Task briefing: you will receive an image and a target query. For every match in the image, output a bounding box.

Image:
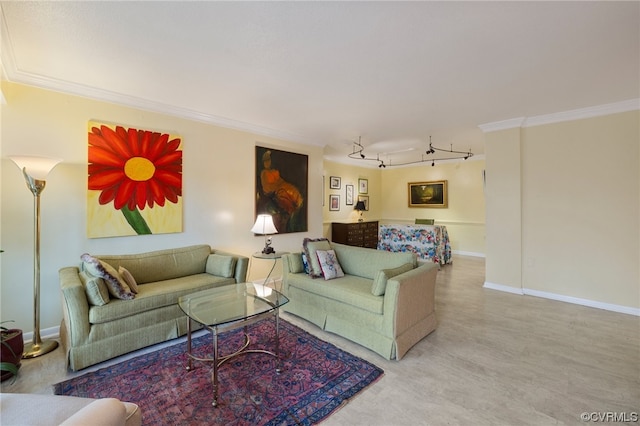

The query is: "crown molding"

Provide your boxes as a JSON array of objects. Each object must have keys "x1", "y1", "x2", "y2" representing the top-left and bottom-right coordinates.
[
  {"x1": 479, "y1": 99, "x2": 640, "y2": 133},
  {"x1": 523, "y1": 98, "x2": 640, "y2": 127},
  {"x1": 1, "y1": 9, "x2": 320, "y2": 148},
  {"x1": 478, "y1": 117, "x2": 526, "y2": 133},
  {"x1": 6, "y1": 69, "x2": 319, "y2": 145}
]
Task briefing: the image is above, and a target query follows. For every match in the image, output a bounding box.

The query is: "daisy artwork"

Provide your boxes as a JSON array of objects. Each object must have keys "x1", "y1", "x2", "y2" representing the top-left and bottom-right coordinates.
[{"x1": 87, "y1": 121, "x2": 183, "y2": 238}]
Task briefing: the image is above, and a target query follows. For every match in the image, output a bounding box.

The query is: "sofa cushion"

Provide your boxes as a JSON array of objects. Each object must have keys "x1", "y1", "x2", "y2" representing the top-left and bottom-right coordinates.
[
  {"x1": 119, "y1": 266, "x2": 139, "y2": 293},
  {"x1": 88, "y1": 273, "x2": 235, "y2": 324},
  {"x1": 78, "y1": 271, "x2": 110, "y2": 306},
  {"x1": 331, "y1": 243, "x2": 417, "y2": 279},
  {"x1": 316, "y1": 249, "x2": 345, "y2": 280},
  {"x1": 303, "y1": 238, "x2": 331, "y2": 278},
  {"x1": 286, "y1": 273, "x2": 383, "y2": 314},
  {"x1": 205, "y1": 254, "x2": 237, "y2": 278},
  {"x1": 371, "y1": 262, "x2": 414, "y2": 296},
  {"x1": 95, "y1": 245, "x2": 211, "y2": 284},
  {"x1": 81, "y1": 253, "x2": 134, "y2": 300}
]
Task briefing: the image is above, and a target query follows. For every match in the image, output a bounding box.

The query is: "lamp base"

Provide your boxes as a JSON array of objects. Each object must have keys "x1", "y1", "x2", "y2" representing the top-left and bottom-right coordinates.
[
  {"x1": 262, "y1": 246, "x2": 275, "y2": 255},
  {"x1": 22, "y1": 339, "x2": 58, "y2": 359}
]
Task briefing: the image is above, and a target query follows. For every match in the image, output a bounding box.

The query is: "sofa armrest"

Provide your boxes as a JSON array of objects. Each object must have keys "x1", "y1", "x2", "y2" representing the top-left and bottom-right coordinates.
[
  {"x1": 59, "y1": 267, "x2": 91, "y2": 348},
  {"x1": 211, "y1": 249, "x2": 249, "y2": 283},
  {"x1": 383, "y1": 263, "x2": 438, "y2": 356}
]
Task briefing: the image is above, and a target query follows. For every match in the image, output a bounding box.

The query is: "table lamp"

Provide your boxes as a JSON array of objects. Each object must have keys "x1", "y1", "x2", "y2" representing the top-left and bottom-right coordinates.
[
  {"x1": 354, "y1": 201, "x2": 366, "y2": 222},
  {"x1": 251, "y1": 214, "x2": 278, "y2": 254}
]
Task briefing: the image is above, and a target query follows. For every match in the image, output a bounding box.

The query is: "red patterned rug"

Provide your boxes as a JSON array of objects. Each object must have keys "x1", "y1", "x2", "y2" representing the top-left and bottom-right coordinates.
[{"x1": 54, "y1": 319, "x2": 383, "y2": 425}]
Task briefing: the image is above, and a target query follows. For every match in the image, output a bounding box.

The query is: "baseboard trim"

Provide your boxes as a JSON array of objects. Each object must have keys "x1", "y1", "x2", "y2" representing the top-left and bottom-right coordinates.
[
  {"x1": 522, "y1": 288, "x2": 640, "y2": 317},
  {"x1": 453, "y1": 250, "x2": 485, "y2": 258},
  {"x1": 483, "y1": 282, "x2": 639, "y2": 316},
  {"x1": 483, "y1": 281, "x2": 524, "y2": 295},
  {"x1": 22, "y1": 325, "x2": 60, "y2": 343}
]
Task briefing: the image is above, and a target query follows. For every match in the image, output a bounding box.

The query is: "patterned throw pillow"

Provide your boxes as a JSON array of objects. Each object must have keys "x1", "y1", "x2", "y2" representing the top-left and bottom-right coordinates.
[
  {"x1": 119, "y1": 266, "x2": 139, "y2": 293},
  {"x1": 316, "y1": 249, "x2": 345, "y2": 281},
  {"x1": 81, "y1": 253, "x2": 134, "y2": 300},
  {"x1": 302, "y1": 238, "x2": 331, "y2": 278},
  {"x1": 301, "y1": 253, "x2": 310, "y2": 274}
]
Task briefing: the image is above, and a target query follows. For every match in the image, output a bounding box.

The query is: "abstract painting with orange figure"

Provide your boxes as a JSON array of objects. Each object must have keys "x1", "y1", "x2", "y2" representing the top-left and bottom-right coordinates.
[
  {"x1": 255, "y1": 146, "x2": 308, "y2": 233},
  {"x1": 87, "y1": 121, "x2": 183, "y2": 238}
]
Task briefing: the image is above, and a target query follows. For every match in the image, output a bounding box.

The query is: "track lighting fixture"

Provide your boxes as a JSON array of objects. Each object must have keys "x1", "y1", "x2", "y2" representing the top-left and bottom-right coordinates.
[{"x1": 348, "y1": 136, "x2": 473, "y2": 167}]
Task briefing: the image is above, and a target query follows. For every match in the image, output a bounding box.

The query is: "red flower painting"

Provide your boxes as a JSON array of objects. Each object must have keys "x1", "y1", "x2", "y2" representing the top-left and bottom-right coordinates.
[{"x1": 88, "y1": 123, "x2": 182, "y2": 235}]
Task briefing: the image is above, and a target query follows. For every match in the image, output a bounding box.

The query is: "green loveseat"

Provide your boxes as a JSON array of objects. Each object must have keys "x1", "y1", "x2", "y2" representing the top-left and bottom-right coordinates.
[
  {"x1": 282, "y1": 242, "x2": 438, "y2": 360},
  {"x1": 59, "y1": 244, "x2": 248, "y2": 371}
]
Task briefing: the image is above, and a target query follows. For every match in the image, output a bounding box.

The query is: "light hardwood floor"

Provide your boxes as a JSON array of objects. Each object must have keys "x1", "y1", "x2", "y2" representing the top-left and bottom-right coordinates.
[{"x1": 2, "y1": 256, "x2": 639, "y2": 425}]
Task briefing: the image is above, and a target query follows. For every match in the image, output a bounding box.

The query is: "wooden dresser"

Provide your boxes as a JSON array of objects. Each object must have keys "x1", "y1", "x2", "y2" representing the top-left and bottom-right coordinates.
[{"x1": 331, "y1": 221, "x2": 379, "y2": 249}]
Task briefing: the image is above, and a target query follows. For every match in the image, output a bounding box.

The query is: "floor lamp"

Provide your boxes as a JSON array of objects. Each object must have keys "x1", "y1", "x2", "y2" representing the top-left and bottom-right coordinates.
[{"x1": 10, "y1": 156, "x2": 62, "y2": 358}]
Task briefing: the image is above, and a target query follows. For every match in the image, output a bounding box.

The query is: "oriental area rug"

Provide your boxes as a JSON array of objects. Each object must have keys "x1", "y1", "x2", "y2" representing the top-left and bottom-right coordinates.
[{"x1": 53, "y1": 319, "x2": 383, "y2": 425}]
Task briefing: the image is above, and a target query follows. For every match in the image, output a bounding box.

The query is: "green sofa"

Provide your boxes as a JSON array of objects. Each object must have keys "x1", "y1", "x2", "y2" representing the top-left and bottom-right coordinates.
[
  {"x1": 59, "y1": 244, "x2": 248, "y2": 371},
  {"x1": 282, "y1": 242, "x2": 438, "y2": 360}
]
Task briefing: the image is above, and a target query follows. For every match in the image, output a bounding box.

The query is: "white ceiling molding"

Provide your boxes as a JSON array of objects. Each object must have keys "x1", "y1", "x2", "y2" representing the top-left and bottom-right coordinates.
[
  {"x1": 479, "y1": 99, "x2": 640, "y2": 133},
  {"x1": 4, "y1": 67, "x2": 319, "y2": 146},
  {"x1": 478, "y1": 117, "x2": 527, "y2": 133},
  {"x1": 523, "y1": 98, "x2": 640, "y2": 128}
]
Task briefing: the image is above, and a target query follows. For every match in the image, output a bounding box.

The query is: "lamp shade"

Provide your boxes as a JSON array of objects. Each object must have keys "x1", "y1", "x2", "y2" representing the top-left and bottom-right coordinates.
[
  {"x1": 251, "y1": 214, "x2": 278, "y2": 235},
  {"x1": 10, "y1": 156, "x2": 62, "y2": 179},
  {"x1": 354, "y1": 201, "x2": 366, "y2": 211}
]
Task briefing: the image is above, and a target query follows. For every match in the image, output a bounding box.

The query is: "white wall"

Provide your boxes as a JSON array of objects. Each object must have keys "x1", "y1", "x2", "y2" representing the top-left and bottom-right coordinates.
[
  {"x1": 0, "y1": 82, "x2": 324, "y2": 333},
  {"x1": 484, "y1": 110, "x2": 639, "y2": 313}
]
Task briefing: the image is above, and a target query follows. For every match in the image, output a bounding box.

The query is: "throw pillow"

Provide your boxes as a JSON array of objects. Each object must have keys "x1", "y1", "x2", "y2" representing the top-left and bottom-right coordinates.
[
  {"x1": 302, "y1": 238, "x2": 331, "y2": 278},
  {"x1": 371, "y1": 262, "x2": 414, "y2": 296},
  {"x1": 301, "y1": 253, "x2": 310, "y2": 274},
  {"x1": 287, "y1": 253, "x2": 304, "y2": 274},
  {"x1": 316, "y1": 249, "x2": 345, "y2": 280},
  {"x1": 81, "y1": 253, "x2": 135, "y2": 300},
  {"x1": 118, "y1": 266, "x2": 139, "y2": 293},
  {"x1": 78, "y1": 270, "x2": 110, "y2": 306},
  {"x1": 205, "y1": 254, "x2": 237, "y2": 278}
]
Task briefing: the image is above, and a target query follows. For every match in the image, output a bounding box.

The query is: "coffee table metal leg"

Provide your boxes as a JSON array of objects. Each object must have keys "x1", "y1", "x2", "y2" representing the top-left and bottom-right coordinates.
[
  {"x1": 275, "y1": 309, "x2": 283, "y2": 374},
  {"x1": 212, "y1": 326, "x2": 219, "y2": 407},
  {"x1": 186, "y1": 317, "x2": 193, "y2": 371}
]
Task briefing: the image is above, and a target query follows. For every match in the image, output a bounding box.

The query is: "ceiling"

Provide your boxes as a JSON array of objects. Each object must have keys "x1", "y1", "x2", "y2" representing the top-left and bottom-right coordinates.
[{"x1": 2, "y1": 1, "x2": 638, "y2": 167}]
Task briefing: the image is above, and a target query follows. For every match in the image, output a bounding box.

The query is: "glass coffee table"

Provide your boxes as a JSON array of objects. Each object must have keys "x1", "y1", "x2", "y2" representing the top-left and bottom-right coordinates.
[{"x1": 178, "y1": 282, "x2": 289, "y2": 407}]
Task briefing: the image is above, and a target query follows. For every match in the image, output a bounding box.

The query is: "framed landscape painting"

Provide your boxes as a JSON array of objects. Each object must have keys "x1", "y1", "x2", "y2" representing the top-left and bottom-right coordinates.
[{"x1": 408, "y1": 180, "x2": 448, "y2": 208}]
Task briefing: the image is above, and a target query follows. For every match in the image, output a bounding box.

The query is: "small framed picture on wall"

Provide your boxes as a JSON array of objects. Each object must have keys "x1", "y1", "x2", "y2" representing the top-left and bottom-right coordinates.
[
  {"x1": 330, "y1": 176, "x2": 341, "y2": 189},
  {"x1": 358, "y1": 195, "x2": 369, "y2": 211},
  {"x1": 345, "y1": 184, "x2": 354, "y2": 205},
  {"x1": 329, "y1": 194, "x2": 340, "y2": 211},
  {"x1": 358, "y1": 178, "x2": 368, "y2": 194}
]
